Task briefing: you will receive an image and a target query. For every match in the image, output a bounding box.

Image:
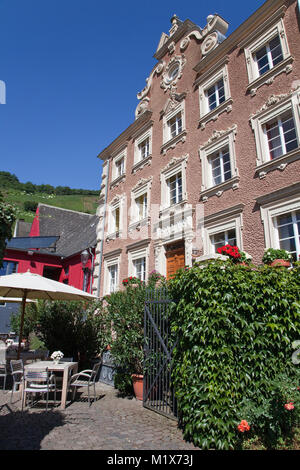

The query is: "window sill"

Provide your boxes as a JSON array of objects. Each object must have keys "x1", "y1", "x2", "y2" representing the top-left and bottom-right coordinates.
[
  {"x1": 106, "y1": 231, "x2": 122, "y2": 242},
  {"x1": 255, "y1": 147, "x2": 300, "y2": 179},
  {"x1": 247, "y1": 56, "x2": 294, "y2": 97},
  {"x1": 201, "y1": 175, "x2": 240, "y2": 202},
  {"x1": 199, "y1": 98, "x2": 233, "y2": 130},
  {"x1": 161, "y1": 130, "x2": 187, "y2": 155},
  {"x1": 128, "y1": 217, "x2": 150, "y2": 233},
  {"x1": 132, "y1": 154, "x2": 152, "y2": 174},
  {"x1": 159, "y1": 199, "x2": 189, "y2": 216},
  {"x1": 110, "y1": 174, "x2": 126, "y2": 189}
]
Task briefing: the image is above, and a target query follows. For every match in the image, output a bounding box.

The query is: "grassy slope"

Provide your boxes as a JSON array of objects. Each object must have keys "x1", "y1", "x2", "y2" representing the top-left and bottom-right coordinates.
[{"x1": 2, "y1": 187, "x2": 99, "y2": 223}]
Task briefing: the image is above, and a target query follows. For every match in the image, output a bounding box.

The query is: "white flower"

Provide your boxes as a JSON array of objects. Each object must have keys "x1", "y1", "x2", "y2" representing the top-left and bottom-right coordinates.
[{"x1": 51, "y1": 350, "x2": 64, "y2": 360}]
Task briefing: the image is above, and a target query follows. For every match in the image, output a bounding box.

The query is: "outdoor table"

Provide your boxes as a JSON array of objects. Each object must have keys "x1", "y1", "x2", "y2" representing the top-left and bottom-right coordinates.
[{"x1": 23, "y1": 360, "x2": 78, "y2": 410}]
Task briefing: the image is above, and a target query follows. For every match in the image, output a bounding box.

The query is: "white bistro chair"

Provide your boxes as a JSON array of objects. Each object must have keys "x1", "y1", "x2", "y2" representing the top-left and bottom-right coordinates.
[
  {"x1": 69, "y1": 362, "x2": 101, "y2": 406},
  {"x1": 22, "y1": 367, "x2": 57, "y2": 411},
  {"x1": 10, "y1": 359, "x2": 24, "y2": 403}
]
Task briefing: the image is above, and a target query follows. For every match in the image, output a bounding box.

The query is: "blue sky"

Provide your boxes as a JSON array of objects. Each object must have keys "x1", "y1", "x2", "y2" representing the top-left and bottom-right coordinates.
[{"x1": 0, "y1": 0, "x2": 266, "y2": 191}]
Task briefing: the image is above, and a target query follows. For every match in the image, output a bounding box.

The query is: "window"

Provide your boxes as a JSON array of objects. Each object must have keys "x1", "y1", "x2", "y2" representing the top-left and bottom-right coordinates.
[
  {"x1": 112, "y1": 206, "x2": 120, "y2": 233},
  {"x1": 133, "y1": 126, "x2": 153, "y2": 171},
  {"x1": 274, "y1": 210, "x2": 300, "y2": 261},
  {"x1": 108, "y1": 264, "x2": 118, "y2": 293},
  {"x1": 167, "y1": 172, "x2": 182, "y2": 206},
  {"x1": 250, "y1": 89, "x2": 300, "y2": 176},
  {"x1": 202, "y1": 204, "x2": 244, "y2": 256},
  {"x1": 254, "y1": 35, "x2": 283, "y2": 77},
  {"x1": 241, "y1": 12, "x2": 293, "y2": 95},
  {"x1": 128, "y1": 244, "x2": 149, "y2": 283},
  {"x1": 210, "y1": 228, "x2": 237, "y2": 253},
  {"x1": 139, "y1": 138, "x2": 150, "y2": 160},
  {"x1": 115, "y1": 157, "x2": 125, "y2": 178},
  {"x1": 209, "y1": 146, "x2": 232, "y2": 186},
  {"x1": 160, "y1": 155, "x2": 188, "y2": 211},
  {"x1": 199, "y1": 125, "x2": 239, "y2": 201},
  {"x1": 197, "y1": 57, "x2": 232, "y2": 128},
  {"x1": 168, "y1": 112, "x2": 182, "y2": 139},
  {"x1": 264, "y1": 111, "x2": 298, "y2": 160},
  {"x1": 104, "y1": 252, "x2": 121, "y2": 295},
  {"x1": 259, "y1": 189, "x2": 300, "y2": 262},
  {"x1": 133, "y1": 257, "x2": 146, "y2": 281},
  {"x1": 135, "y1": 193, "x2": 147, "y2": 221},
  {"x1": 0, "y1": 261, "x2": 18, "y2": 276},
  {"x1": 206, "y1": 79, "x2": 225, "y2": 112},
  {"x1": 162, "y1": 100, "x2": 186, "y2": 152},
  {"x1": 130, "y1": 177, "x2": 152, "y2": 228},
  {"x1": 111, "y1": 149, "x2": 127, "y2": 186}
]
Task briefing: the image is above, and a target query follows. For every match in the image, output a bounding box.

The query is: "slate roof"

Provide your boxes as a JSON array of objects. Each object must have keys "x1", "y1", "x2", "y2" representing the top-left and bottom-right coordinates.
[{"x1": 37, "y1": 204, "x2": 99, "y2": 258}]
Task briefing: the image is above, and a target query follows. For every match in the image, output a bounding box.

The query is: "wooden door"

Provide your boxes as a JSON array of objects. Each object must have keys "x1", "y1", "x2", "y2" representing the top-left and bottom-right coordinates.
[{"x1": 166, "y1": 243, "x2": 185, "y2": 280}]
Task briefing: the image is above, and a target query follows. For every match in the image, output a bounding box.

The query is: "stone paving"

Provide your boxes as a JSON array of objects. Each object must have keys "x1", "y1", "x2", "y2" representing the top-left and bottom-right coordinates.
[{"x1": 0, "y1": 381, "x2": 198, "y2": 451}]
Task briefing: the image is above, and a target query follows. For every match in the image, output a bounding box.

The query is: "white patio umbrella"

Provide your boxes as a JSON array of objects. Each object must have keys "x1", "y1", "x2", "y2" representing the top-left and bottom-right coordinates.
[{"x1": 0, "y1": 271, "x2": 99, "y2": 358}]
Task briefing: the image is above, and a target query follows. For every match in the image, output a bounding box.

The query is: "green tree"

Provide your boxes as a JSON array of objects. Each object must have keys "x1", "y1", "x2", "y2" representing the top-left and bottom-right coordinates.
[{"x1": 0, "y1": 192, "x2": 16, "y2": 266}]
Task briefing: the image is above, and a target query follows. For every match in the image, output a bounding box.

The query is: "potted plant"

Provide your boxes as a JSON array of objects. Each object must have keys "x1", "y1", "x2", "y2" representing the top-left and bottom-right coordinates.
[
  {"x1": 105, "y1": 280, "x2": 145, "y2": 400},
  {"x1": 217, "y1": 245, "x2": 251, "y2": 265},
  {"x1": 262, "y1": 248, "x2": 292, "y2": 267}
]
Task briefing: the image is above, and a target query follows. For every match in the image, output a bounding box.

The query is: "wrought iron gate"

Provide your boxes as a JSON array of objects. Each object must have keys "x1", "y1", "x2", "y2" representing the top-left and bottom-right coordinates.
[{"x1": 143, "y1": 286, "x2": 178, "y2": 420}]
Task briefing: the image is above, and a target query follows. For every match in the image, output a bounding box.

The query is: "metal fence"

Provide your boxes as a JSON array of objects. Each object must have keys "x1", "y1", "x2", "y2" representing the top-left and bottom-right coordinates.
[{"x1": 143, "y1": 286, "x2": 178, "y2": 420}]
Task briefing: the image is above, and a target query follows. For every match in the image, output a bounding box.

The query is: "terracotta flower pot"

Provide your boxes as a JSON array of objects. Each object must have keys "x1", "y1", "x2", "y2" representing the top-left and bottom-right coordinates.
[
  {"x1": 270, "y1": 259, "x2": 290, "y2": 267},
  {"x1": 131, "y1": 374, "x2": 144, "y2": 401}
]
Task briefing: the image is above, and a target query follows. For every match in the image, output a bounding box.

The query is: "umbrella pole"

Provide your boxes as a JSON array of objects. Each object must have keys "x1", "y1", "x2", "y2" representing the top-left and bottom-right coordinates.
[{"x1": 17, "y1": 290, "x2": 28, "y2": 360}]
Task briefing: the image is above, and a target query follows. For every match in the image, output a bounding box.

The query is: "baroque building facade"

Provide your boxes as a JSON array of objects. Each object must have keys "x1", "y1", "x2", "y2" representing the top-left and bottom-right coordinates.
[{"x1": 92, "y1": 0, "x2": 300, "y2": 297}]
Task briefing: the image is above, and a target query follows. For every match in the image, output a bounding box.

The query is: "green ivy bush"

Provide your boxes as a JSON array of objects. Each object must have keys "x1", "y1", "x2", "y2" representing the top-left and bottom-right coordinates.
[{"x1": 168, "y1": 260, "x2": 300, "y2": 450}]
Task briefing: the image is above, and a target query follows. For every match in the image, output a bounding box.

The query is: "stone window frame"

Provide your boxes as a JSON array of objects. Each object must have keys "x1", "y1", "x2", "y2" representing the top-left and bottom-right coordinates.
[
  {"x1": 160, "y1": 155, "x2": 188, "y2": 212},
  {"x1": 129, "y1": 177, "x2": 152, "y2": 230},
  {"x1": 260, "y1": 193, "x2": 300, "y2": 256},
  {"x1": 250, "y1": 89, "x2": 300, "y2": 179},
  {"x1": 202, "y1": 205, "x2": 244, "y2": 256},
  {"x1": 199, "y1": 125, "x2": 239, "y2": 202},
  {"x1": 110, "y1": 148, "x2": 127, "y2": 188},
  {"x1": 197, "y1": 56, "x2": 233, "y2": 129},
  {"x1": 127, "y1": 243, "x2": 150, "y2": 282},
  {"x1": 133, "y1": 126, "x2": 153, "y2": 168},
  {"x1": 103, "y1": 251, "x2": 121, "y2": 295},
  {"x1": 106, "y1": 195, "x2": 125, "y2": 240},
  {"x1": 162, "y1": 100, "x2": 186, "y2": 152},
  {"x1": 240, "y1": 7, "x2": 293, "y2": 96}
]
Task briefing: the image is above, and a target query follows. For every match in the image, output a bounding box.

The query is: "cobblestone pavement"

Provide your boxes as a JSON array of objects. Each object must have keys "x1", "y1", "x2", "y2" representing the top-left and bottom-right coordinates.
[{"x1": 0, "y1": 382, "x2": 198, "y2": 451}]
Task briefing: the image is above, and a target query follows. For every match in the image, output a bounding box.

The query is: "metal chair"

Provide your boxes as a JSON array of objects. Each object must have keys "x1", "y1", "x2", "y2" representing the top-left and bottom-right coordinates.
[
  {"x1": 21, "y1": 368, "x2": 57, "y2": 411},
  {"x1": 0, "y1": 346, "x2": 8, "y2": 391},
  {"x1": 10, "y1": 359, "x2": 24, "y2": 403},
  {"x1": 69, "y1": 362, "x2": 101, "y2": 406}
]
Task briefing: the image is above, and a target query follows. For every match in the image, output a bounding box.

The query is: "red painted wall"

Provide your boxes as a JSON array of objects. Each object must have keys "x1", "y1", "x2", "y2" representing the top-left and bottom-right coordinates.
[{"x1": 4, "y1": 206, "x2": 95, "y2": 293}]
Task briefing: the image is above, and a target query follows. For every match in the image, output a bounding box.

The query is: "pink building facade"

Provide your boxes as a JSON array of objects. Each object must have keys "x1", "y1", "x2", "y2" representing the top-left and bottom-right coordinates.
[{"x1": 92, "y1": 0, "x2": 300, "y2": 298}]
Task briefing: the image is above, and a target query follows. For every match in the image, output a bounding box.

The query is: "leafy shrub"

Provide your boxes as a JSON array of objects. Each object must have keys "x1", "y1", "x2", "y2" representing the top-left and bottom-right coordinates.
[
  {"x1": 238, "y1": 371, "x2": 300, "y2": 448},
  {"x1": 11, "y1": 299, "x2": 110, "y2": 368},
  {"x1": 168, "y1": 260, "x2": 300, "y2": 450},
  {"x1": 262, "y1": 248, "x2": 293, "y2": 264},
  {"x1": 23, "y1": 200, "x2": 38, "y2": 212}
]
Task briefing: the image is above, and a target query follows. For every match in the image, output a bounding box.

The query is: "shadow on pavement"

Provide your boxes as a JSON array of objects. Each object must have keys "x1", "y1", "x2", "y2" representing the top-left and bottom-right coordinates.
[{"x1": 0, "y1": 403, "x2": 65, "y2": 450}]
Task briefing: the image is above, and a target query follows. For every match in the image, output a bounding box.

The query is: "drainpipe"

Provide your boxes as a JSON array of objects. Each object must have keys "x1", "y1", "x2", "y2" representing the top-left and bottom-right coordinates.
[
  {"x1": 96, "y1": 158, "x2": 110, "y2": 297},
  {"x1": 88, "y1": 246, "x2": 95, "y2": 294}
]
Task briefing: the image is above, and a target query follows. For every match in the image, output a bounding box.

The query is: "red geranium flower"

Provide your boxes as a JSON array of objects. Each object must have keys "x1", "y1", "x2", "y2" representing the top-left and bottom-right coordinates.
[
  {"x1": 284, "y1": 402, "x2": 294, "y2": 410},
  {"x1": 237, "y1": 420, "x2": 250, "y2": 432}
]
